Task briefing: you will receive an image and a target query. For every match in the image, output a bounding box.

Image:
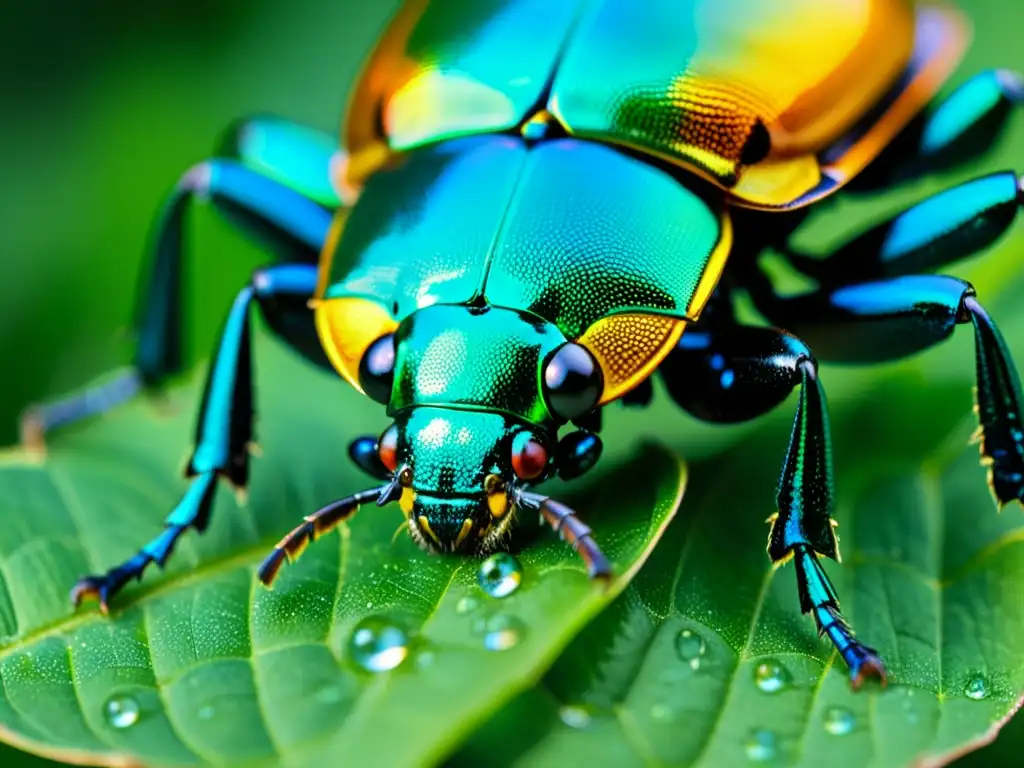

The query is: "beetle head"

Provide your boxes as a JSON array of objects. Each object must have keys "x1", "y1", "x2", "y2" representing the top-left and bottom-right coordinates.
[{"x1": 373, "y1": 407, "x2": 554, "y2": 554}]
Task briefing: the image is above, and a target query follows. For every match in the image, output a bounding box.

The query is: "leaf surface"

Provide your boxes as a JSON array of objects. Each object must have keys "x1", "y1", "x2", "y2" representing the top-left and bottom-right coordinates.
[
  {"x1": 452, "y1": 372, "x2": 1024, "y2": 768},
  {"x1": 0, "y1": 341, "x2": 685, "y2": 767}
]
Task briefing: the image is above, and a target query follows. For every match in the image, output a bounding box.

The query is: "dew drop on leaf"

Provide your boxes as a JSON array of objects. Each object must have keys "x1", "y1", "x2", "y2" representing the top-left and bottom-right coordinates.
[
  {"x1": 348, "y1": 616, "x2": 410, "y2": 672},
  {"x1": 753, "y1": 659, "x2": 791, "y2": 693},
  {"x1": 823, "y1": 706, "x2": 855, "y2": 735},
  {"x1": 744, "y1": 729, "x2": 777, "y2": 762},
  {"x1": 650, "y1": 703, "x2": 677, "y2": 722},
  {"x1": 456, "y1": 596, "x2": 479, "y2": 614},
  {"x1": 103, "y1": 695, "x2": 140, "y2": 729},
  {"x1": 965, "y1": 677, "x2": 988, "y2": 700},
  {"x1": 315, "y1": 684, "x2": 343, "y2": 704},
  {"x1": 198, "y1": 705, "x2": 215, "y2": 720},
  {"x1": 675, "y1": 628, "x2": 706, "y2": 669},
  {"x1": 478, "y1": 553, "x2": 523, "y2": 598},
  {"x1": 415, "y1": 649, "x2": 436, "y2": 669},
  {"x1": 559, "y1": 705, "x2": 591, "y2": 729},
  {"x1": 482, "y1": 615, "x2": 524, "y2": 651}
]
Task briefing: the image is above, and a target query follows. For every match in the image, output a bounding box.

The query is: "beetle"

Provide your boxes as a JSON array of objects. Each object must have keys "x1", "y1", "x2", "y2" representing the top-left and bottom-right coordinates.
[{"x1": 24, "y1": 0, "x2": 1024, "y2": 689}]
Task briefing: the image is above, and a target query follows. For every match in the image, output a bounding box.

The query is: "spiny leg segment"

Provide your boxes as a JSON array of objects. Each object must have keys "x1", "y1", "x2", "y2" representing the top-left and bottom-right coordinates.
[
  {"x1": 660, "y1": 319, "x2": 885, "y2": 685},
  {"x1": 71, "y1": 263, "x2": 320, "y2": 613}
]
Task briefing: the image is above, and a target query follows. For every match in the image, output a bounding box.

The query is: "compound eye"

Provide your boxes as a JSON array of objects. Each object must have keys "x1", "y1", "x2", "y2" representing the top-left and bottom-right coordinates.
[
  {"x1": 359, "y1": 333, "x2": 396, "y2": 404},
  {"x1": 378, "y1": 424, "x2": 399, "y2": 473},
  {"x1": 542, "y1": 343, "x2": 602, "y2": 421},
  {"x1": 511, "y1": 431, "x2": 549, "y2": 481}
]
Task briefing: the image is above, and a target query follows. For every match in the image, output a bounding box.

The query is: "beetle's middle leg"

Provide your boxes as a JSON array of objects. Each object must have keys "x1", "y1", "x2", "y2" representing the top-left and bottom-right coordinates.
[
  {"x1": 71, "y1": 262, "x2": 321, "y2": 613},
  {"x1": 759, "y1": 167, "x2": 1024, "y2": 506},
  {"x1": 21, "y1": 117, "x2": 342, "y2": 451},
  {"x1": 658, "y1": 323, "x2": 886, "y2": 687}
]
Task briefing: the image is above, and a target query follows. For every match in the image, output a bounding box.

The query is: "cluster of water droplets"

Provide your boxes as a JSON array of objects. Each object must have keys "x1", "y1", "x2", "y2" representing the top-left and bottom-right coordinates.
[{"x1": 341, "y1": 552, "x2": 527, "y2": 675}]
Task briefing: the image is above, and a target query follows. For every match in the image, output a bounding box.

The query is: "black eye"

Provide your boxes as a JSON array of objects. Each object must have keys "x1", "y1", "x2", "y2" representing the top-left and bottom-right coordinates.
[
  {"x1": 359, "y1": 333, "x2": 395, "y2": 404},
  {"x1": 542, "y1": 343, "x2": 603, "y2": 421}
]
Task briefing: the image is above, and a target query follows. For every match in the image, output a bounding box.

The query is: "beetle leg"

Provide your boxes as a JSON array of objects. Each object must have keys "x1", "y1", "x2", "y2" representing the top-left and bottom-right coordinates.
[
  {"x1": 782, "y1": 171, "x2": 1023, "y2": 286},
  {"x1": 852, "y1": 69, "x2": 1024, "y2": 191},
  {"x1": 70, "y1": 263, "x2": 319, "y2": 614},
  {"x1": 219, "y1": 115, "x2": 356, "y2": 208},
  {"x1": 22, "y1": 121, "x2": 345, "y2": 451},
  {"x1": 756, "y1": 274, "x2": 1024, "y2": 507},
  {"x1": 659, "y1": 324, "x2": 886, "y2": 686}
]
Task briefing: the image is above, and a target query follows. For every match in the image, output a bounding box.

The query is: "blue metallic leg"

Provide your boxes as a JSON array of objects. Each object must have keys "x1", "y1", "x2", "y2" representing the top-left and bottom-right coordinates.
[
  {"x1": 21, "y1": 121, "x2": 341, "y2": 450},
  {"x1": 853, "y1": 69, "x2": 1024, "y2": 191},
  {"x1": 757, "y1": 275, "x2": 1024, "y2": 506},
  {"x1": 70, "y1": 263, "x2": 320, "y2": 613},
  {"x1": 659, "y1": 324, "x2": 885, "y2": 686},
  {"x1": 786, "y1": 171, "x2": 1023, "y2": 285},
  {"x1": 219, "y1": 114, "x2": 350, "y2": 208}
]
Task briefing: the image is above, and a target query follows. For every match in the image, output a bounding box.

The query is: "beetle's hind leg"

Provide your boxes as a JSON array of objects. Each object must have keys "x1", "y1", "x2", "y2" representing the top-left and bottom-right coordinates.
[
  {"x1": 21, "y1": 117, "x2": 344, "y2": 452},
  {"x1": 851, "y1": 69, "x2": 1024, "y2": 191},
  {"x1": 756, "y1": 164, "x2": 1024, "y2": 505},
  {"x1": 658, "y1": 322, "x2": 886, "y2": 687},
  {"x1": 71, "y1": 263, "x2": 320, "y2": 613}
]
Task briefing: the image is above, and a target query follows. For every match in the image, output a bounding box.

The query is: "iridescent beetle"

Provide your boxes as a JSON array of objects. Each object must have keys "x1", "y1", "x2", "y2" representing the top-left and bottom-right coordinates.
[{"x1": 27, "y1": 0, "x2": 1024, "y2": 688}]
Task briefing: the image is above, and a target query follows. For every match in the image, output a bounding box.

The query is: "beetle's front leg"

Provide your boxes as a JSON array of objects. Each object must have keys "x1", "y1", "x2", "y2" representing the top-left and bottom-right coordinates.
[
  {"x1": 659, "y1": 326, "x2": 885, "y2": 687},
  {"x1": 71, "y1": 263, "x2": 319, "y2": 613},
  {"x1": 757, "y1": 275, "x2": 1024, "y2": 507}
]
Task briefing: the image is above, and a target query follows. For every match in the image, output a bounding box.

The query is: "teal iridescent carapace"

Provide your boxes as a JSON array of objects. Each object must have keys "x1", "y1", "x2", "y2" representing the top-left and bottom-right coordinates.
[
  {"x1": 391, "y1": 304, "x2": 564, "y2": 422},
  {"x1": 324, "y1": 136, "x2": 724, "y2": 339}
]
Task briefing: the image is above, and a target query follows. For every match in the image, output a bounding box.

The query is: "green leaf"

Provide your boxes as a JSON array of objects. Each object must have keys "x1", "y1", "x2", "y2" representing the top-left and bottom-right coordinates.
[
  {"x1": 0, "y1": 339, "x2": 685, "y2": 768},
  {"x1": 452, "y1": 370, "x2": 1024, "y2": 768}
]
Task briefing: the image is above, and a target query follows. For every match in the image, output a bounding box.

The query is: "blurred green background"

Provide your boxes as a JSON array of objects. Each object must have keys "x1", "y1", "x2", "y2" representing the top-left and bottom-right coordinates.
[{"x1": 1, "y1": 0, "x2": 1023, "y2": 765}]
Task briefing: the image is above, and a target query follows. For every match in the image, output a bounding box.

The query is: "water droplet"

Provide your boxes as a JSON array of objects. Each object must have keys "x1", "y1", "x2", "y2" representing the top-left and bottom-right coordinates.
[
  {"x1": 559, "y1": 705, "x2": 591, "y2": 729},
  {"x1": 753, "y1": 659, "x2": 791, "y2": 693},
  {"x1": 348, "y1": 616, "x2": 410, "y2": 672},
  {"x1": 198, "y1": 705, "x2": 215, "y2": 720},
  {"x1": 478, "y1": 553, "x2": 523, "y2": 598},
  {"x1": 675, "y1": 628, "x2": 706, "y2": 670},
  {"x1": 315, "y1": 684, "x2": 343, "y2": 704},
  {"x1": 482, "y1": 615, "x2": 524, "y2": 651},
  {"x1": 415, "y1": 650, "x2": 435, "y2": 669},
  {"x1": 823, "y1": 707, "x2": 855, "y2": 736},
  {"x1": 650, "y1": 703, "x2": 677, "y2": 722},
  {"x1": 456, "y1": 596, "x2": 479, "y2": 614},
  {"x1": 104, "y1": 695, "x2": 140, "y2": 729},
  {"x1": 965, "y1": 677, "x2": 988, "y2": 700},
  {"x1": 744, "y1": 729, "x2": 777, "y2": 762}
]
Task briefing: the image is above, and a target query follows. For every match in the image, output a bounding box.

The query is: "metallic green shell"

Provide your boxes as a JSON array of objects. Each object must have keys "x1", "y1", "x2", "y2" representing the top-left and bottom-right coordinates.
[
  {"x1": 324, "y1": 136, "x2": 724, "y2": 340},
  {"x1": 391, "y1": 304, "x2": 564, "y2": 422}
]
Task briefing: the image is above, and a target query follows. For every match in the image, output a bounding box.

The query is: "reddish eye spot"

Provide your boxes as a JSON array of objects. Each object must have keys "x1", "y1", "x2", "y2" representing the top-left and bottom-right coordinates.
[
  {"x1": 378, "y1": 425, "x2": 399, "y2": 473},
  {"x1": 511, "y1": 432, "x2": 548, "y2": 480}
]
